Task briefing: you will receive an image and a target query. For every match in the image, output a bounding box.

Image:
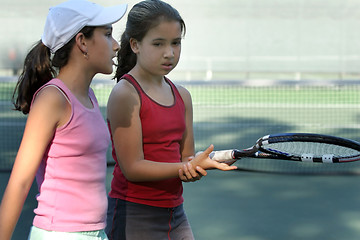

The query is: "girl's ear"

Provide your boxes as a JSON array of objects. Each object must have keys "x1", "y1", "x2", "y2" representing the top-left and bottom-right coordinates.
[
  {"x1": 129, "y1": 38, "x2": 139, "y2": 54},
  {"x1": 75, "y1": 32, "x2": 88, "y2": 55}
]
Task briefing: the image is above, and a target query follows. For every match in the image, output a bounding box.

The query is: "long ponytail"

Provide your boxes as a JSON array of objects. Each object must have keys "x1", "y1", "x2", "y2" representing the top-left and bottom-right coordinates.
[
  {"x1": 12, "y1": 41, "x2": 56, "y2": 114},
  {"x1": 12, "y1": 26, "x2": 96, "y2": 115},
  {"x1": 114, "y1": 33, "x2": 137, "y2": 82}
]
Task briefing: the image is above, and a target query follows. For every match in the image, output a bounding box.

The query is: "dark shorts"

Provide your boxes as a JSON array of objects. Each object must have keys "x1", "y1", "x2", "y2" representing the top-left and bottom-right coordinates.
[{"x1": 105, "y1": 197, "x2": 194, "y2": 240}]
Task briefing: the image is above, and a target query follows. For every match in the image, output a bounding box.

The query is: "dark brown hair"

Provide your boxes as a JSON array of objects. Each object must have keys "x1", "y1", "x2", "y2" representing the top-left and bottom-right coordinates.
[{"x1": 12, "y1": 26, "x2": 96, "y2": 114}]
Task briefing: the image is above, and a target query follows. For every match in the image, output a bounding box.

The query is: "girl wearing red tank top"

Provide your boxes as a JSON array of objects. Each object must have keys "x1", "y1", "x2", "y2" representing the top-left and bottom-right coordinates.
[{"x1": 106, "y1": 1, "x2": 237, "y2": 239}]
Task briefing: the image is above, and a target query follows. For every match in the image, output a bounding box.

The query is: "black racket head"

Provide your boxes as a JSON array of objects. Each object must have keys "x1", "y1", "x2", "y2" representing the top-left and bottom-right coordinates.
[
  {"x1": 255, "y1": 133, "x2": 360, "y2": 162},
  {"x1": 233, "y1": 133, "x2": 360, "y2": 175}
]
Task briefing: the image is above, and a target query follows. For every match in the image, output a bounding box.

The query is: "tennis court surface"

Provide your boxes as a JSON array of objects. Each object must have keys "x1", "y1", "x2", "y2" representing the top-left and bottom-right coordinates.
[{"x1": 1, "y1": 78, "x2": 360, "y2": 239}]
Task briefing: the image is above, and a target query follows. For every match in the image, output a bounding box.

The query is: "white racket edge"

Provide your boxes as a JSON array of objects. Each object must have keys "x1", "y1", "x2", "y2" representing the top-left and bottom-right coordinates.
[{"x1": 209, "y1": 150, "x2": 234, "y2": 162}]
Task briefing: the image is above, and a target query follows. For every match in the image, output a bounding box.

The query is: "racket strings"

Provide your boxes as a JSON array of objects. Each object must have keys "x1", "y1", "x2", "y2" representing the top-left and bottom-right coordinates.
[{"x1": 264, "y1": 142, "x2": 360, "y2": 158}]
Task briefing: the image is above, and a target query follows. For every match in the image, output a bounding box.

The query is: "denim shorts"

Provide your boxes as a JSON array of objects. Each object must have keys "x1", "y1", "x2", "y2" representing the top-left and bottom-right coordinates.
[
  {"x1": 28, "y1": 226, "x2": 108, "y2": 240},
  {"x1": 106, "y1": 197, "x2": 194, "y2": 240}
]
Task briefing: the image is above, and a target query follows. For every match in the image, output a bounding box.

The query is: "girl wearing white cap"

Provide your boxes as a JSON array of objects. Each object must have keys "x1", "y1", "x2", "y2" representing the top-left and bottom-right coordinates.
[
  {"x1": 106, "y1": 0, "x2": 236, "y2": 239},
  {"x1": 0, "y1": 0, "x2": 127, "y2": 239}
]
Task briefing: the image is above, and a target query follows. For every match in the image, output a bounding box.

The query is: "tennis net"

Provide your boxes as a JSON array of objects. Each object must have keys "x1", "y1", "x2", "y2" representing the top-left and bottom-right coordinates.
[{"x1": 1, "y1": 77, "x2": 360, "y2": 174}]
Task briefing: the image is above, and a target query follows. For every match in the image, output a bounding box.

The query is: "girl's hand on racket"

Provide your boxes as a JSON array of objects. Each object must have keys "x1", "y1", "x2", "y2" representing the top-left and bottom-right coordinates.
[
  {"x1": 179, "y1": 156, "x2": 207, "y2": 182},
  {"x1": 191, "y1": 145, "x2": 237, "y2": 171}
]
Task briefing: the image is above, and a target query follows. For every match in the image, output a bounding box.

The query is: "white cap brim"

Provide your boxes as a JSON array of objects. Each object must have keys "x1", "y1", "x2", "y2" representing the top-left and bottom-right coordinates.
[{"x1": 87, "y1": 4, "x2": 128, "y2": 26}]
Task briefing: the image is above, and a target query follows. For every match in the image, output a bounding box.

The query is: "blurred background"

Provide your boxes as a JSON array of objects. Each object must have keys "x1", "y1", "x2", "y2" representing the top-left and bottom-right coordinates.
[
  {"x1": 1, "y1": 0, "x2": 360, "y2": 239},
  {"x1": 1, "y1": 0, "x2": 359, "y2": 81}
]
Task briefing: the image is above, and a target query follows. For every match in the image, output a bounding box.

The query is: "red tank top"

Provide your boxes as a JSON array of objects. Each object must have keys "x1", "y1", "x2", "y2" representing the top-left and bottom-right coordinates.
[{"x1": 108, "y1": 74, "x2": 186, "y2": 208}]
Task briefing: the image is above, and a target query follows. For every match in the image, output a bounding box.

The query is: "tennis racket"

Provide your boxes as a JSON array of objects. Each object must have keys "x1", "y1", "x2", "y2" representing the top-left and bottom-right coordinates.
[{"x1": 210, "y1": 133, "x2": 360, "y2": 163}]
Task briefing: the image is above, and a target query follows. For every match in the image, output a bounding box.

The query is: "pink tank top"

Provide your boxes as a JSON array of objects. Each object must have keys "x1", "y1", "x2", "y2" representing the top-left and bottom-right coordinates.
[
  {"x1": 108, "y1": 74, "x2": 186, "y2": 208},
  {"x1": 32, "y1": 79, "x2": 110, "y2": 232}
]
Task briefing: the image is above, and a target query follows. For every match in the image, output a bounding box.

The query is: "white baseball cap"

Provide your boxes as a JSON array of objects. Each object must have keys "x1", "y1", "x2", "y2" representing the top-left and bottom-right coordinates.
[{"x1": 42, "y1": 0, "x2": 128, "y2": 53}]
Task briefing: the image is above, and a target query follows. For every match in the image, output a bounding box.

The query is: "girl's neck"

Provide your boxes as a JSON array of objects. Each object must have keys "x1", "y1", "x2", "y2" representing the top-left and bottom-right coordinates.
[
  {"x1": 129, "y1": 67, "x2": 164, "y2": 87},
  {"x1": 56, "y1": 67, "x2": 94, "y2": 108},
  {"x1": 57, "y1": 66, "x2": 93, "y2": 97}
]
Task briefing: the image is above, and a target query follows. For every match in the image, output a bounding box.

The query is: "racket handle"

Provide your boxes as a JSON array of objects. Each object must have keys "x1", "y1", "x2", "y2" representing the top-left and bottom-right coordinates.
[{"x1": 209, "y1": 150, "x2": 234, "y2": 162}]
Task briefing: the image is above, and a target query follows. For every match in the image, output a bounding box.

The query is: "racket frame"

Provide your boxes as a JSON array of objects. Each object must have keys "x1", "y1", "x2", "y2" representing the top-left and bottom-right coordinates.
[{"x1": 216, "y1": 133, "x2": 360, "y2": 163}]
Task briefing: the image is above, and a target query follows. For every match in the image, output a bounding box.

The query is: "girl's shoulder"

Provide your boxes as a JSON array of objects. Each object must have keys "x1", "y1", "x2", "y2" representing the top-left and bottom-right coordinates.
[
  {"x1": 112, "y1": 78, "x2": 138, "y2": 96},
  {"x1": 32, "y1": 79, "x2": 70, "y2": 107},
  {"x1": 30, "y1": 82, "x2": 71, "y2": 127},
  {"x1": 163, "y1": 77, "x2": 190, "y2": 98},
  {"x1": 172, "y1": 83, "x2": 191, "y2": 101},
  {"x1": 108, "y1": 78, "x2": 140, "y2": 111}
]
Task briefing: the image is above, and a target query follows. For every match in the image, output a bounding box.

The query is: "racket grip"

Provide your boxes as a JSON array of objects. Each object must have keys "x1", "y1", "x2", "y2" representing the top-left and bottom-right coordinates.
[{"x1": 209, "y1": 150, "x2": 234, "y2": 162}]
